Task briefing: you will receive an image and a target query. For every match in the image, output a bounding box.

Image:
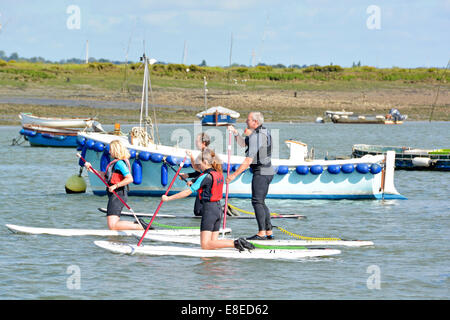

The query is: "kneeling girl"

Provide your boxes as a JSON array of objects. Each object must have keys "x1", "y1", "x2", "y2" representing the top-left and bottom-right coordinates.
[{"x1": 162, "y1": 149, "x2": 253, "y2": 251}]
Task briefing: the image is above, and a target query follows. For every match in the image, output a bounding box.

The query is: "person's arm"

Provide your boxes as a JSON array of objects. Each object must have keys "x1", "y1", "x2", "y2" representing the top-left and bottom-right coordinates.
[
  {"x1": 227, "y1": 126, "x2": 246, "y2": 147},
  {"x1": 162, "y1": 188, "x2": 192, "y2": 202},
  {"x1": 109, "y1": 174, "x2": 133, "y2": 192},
  {"x1": 83, "y1": 161, "x2": 106, "y2": 179},
  {"x1": 163, "y1": 173, "x2": 207, "y2": 202},
  {"x1": 226, "y1": 157, "x2": 253, "y2": 183}
]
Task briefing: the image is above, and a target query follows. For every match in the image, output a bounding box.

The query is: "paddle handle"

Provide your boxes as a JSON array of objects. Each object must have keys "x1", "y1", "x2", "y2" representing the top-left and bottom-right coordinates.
[
  {"x1": 137, "y1": 156, "x2": 186, "y2": 246},
  {"x1": 223, "y1": 130, "x2": 232, "y2": 229}
]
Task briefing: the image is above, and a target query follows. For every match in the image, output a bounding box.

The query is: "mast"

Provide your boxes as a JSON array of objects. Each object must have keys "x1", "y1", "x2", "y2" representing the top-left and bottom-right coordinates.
[
  {"x1": 85, "y1": 40, "x2": 89, "y2": 64},
  {"x1": 203, "y1": 76, "x2": 208, "y2": 110}
]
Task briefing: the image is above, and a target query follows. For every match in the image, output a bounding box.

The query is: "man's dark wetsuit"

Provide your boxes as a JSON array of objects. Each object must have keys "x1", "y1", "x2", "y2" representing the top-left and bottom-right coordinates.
[{"x1": 245, "y1": 125, "x2": 274, "y2": 232}]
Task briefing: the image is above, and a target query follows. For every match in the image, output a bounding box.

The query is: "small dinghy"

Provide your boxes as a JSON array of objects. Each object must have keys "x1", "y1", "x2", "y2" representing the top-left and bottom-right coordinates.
[{"x1": 196, "y1": 106, "x2": 240, "y2": 126}]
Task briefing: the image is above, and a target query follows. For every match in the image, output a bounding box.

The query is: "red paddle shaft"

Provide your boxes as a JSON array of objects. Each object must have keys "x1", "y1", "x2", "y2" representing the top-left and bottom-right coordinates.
[
  {"x1": 223, "y1": 130, "x2": 232, "y2": 229},
  {"x1": 137, "y1": 156, "x2": 186, "y2": 246}
]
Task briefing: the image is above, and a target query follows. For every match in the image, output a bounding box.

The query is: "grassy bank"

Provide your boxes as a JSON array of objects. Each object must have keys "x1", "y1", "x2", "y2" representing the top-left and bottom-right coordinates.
[{"x1": 0, "y1": 60, "x2": 448, "y2": 123}]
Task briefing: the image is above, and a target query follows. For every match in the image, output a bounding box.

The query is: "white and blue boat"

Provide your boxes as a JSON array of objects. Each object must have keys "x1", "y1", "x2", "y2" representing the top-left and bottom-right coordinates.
[
  {"x1": 77, "y1": 133, "x2": 405, "y2": 200},
  {"x1": 19, "y1": 113, "x2": 104, "y2": 148},
  {"x1": 196, "y1": 106, "x2": 240, "y2": 126},
  {"x1": 76, "y1": 54, "x2": 405, "y2": 200}
]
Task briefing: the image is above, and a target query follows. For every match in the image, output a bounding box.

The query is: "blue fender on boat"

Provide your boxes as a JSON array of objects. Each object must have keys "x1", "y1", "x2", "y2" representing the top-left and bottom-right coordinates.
[
  {"x1": 161, "y1": 163, "x2": 168, "y2": 186},
  {"x1": 128, "y1": 149, "x2": 136, "y2": 159},
  {"x1": 76, "y1": 136, "x2": 86, "y2": 146},
  {"x1": 310, "y1": 165, "x2": 323, "y2": 175},
  {"x1": 341, "y1": 164, "x2": 354, "y2": 174},
  {"x1": 166, "y1": 155, "x2": 182, "y2": 166},
  {"x1": 296, "y1": 165, "x2": 309, "y2": 175},
  {"x1": 23, "y1": 129, "x2": 37, "y2": 137},
  {"x1": 150, "y1": 153, "x2": 164, "y2": 163},
  {"x1": 93, "y1": 142, "x2": 105, "y2": 152},
  {"x1": 327, "y1": 164, "x2": 341, "y2": 174},
  {"x1": 370, "y1": 163, "x2": 382, "y2": 174},
  {"x1": 79, "y1": 146, "x2": 87, "y2": 167},
  {"x1": 41, "y1": 133, "x2": 53, "y2": 139},
  {"x1": 19, "y1": 129, "x2": 25, "y2": 135},
  {"x1": 277, "y1": 165, "x2": 289, "y2": 175},
  {"x1": 85, "y1": 139, "x2": 95, "y2": 150},
  {"x1": 100, "y1": 152, "x2": 110, "y2": 172},
  {"x1": 132, "y1": 159, "x2": 143, "y2": 185},
  {"x1": 223, "y1": 163, "x2": 231, "y2": 173},
  {"x1": 53, "y1": 135, "x2": 66, "y2": 141},
  {"x1": 105, "y1": 144, "x2": 110, "y2": 154},
  {"x1": 356, "y1": 163, "x2": 370, "y2": 174},
  {"x1": 183, "y1": 157, "x2": 191, "y2": 168},
  {"x1": 138, "y1": 151, "x2": 151, "y2": 161},
  {"x1": 232, "y1": 164, "x2": 240, "y2": 172}
]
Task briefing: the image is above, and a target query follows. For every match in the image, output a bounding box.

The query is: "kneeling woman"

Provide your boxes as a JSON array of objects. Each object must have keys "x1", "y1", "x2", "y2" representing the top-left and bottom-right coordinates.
[{"x1": 162, "y1": 149, "x2": 254, "y2": 251}]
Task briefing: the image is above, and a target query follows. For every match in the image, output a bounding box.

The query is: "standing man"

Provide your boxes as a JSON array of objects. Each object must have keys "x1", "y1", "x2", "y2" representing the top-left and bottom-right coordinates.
[{"x1": 227, "y1": 112, "x2": 274, "y2": 240}]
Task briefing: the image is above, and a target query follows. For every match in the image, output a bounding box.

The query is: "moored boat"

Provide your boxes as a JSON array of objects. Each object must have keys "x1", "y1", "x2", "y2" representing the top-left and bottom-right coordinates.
[
  {"x1": 18, "y1": 113, "x2": 105, "y2": 147},
  {"x1": 352, "y1": 144, "x2": 450, "y2": 171},
  {"x1": 196, "y1": 106, "x2": 240, "y2": 126},
  {"x1": 328, "y1": 108, "x2": 407, "y2": 124},
  {"x1": 20, "y1": 112, "x2": 100, "y2": 128}
]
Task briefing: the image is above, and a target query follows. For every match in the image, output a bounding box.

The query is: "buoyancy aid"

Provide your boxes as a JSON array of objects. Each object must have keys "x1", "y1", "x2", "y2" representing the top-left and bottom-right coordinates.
[
  {"x1": 198, "y1": 168, "x2": 224, "y2": 202},
  {"x1": 245, "y1": 125, "x2": 272, "y2": 169},
  {"x1": 105, "y1": 159, "x2": 131, "y2": 186}
]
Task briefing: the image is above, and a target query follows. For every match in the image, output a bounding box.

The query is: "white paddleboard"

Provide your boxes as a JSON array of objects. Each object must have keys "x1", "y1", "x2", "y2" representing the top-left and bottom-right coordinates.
[
  {"x1": 140, "y1": 234, "x2": 374, "y2": 247},
  {"x1": 5, "y1": 224, "x2": 231, "y2": 237},
  {"x1": 94, "y1": 241, "x2": 341, "y2": 260},
  {"x1": 97, "y1": 208, "x2": 306, "y2": 220}
]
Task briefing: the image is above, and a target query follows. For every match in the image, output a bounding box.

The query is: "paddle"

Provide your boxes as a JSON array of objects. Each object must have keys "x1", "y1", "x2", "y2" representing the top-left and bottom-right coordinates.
[
  {"x1": 137, "y1": 155, "x2": 187, "y2": 246},
  {"x1": 76, "y1": 153, "x2": 143, "y2": 229},
  {"x1": 223, "y1": 129, "x2": 232, "y2": 231}
]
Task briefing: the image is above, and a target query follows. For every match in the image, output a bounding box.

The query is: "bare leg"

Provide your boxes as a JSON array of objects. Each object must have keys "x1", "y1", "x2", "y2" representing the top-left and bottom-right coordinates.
[{"x1": 107, "y1": 215, "x2": 143, "y2": 230}]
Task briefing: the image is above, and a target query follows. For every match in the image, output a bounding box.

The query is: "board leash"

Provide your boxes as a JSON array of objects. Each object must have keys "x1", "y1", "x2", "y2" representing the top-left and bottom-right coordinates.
[
  {"x1": 227, "y1": 203, "x2": 281, "y2": 217},
  {"x1": 273, "y1": 225, "x2": 341, "y2": 241}
]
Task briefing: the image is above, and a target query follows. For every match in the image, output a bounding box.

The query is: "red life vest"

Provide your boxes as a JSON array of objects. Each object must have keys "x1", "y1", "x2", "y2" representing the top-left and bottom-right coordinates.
[
  {"x1": 105, "y1": 159, "x2": 131, "y2": 186},
  {"x1": 198, "y1": 170, "x2": 224, "y2": 202}
]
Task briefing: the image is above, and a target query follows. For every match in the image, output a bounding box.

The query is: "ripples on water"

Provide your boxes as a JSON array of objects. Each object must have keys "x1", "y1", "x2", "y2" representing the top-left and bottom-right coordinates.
[{"x1": 0, "y1": 122, "x2": 449, "y2": 300}]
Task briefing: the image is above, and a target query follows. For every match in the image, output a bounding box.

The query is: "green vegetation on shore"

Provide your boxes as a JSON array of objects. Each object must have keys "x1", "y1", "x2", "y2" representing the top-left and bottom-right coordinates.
[
  {"x1": 1, "y1": 60, "x2": 448, "y2": 89},
  {"x1": 0, "y1": 60, "x2": 448, "y2": 124}
]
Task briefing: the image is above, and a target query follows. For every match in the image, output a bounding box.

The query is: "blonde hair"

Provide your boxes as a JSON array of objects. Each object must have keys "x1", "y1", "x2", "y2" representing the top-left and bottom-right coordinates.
[
  {"x1": 201, "y1": 148, "x2": 222, "y2": 173},
  {"x1": 109, "y1": 140, "x2": 130, "y2": 160}
]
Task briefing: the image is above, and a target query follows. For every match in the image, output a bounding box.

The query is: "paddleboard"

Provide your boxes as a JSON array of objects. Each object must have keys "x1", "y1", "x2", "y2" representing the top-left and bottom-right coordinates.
[
  {"x1": 5, "y1": 224, "x2": 231, "y2": 237},
  {"x1": 97, "y1": 208, "x2": 306, "y2": 219},
  {"x1": 140, "y1": 234, "x2": 374, "y2": 247},
  {"x1": 94, "y1": 241, "x2": 341, "y2": 260}
]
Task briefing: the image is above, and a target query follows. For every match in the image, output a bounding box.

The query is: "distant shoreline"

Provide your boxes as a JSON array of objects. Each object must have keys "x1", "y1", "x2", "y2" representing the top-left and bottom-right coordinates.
[{"x1": 0, "y1": 61, "x2": 448, "y2": 124}]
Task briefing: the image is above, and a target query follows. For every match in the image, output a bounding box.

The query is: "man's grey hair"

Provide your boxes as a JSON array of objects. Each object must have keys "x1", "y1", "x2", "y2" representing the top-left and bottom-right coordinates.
[{"x1": 250, "y1": 112, "x2": 264, "y2": 125}]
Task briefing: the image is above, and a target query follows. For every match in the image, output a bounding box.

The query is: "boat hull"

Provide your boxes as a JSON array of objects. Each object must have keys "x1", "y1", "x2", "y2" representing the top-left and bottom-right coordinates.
[
  {"x1": 352, "y1": 144, "x2": 450, "y2": 171},
  {"x1": 20, "y1": 113, "x2": 94, "y2": 128},
  {"x1": 20, "y1": 127, "x2": 78, "y2": 147},
  {"x1": 79, "y1": 133, "x2": 406, "y2": 200}
]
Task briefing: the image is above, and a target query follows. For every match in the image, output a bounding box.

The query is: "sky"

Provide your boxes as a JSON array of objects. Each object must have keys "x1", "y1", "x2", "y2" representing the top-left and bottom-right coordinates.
[{"x1": 0, "y1": 0, "x2": 449, "y2": 68}]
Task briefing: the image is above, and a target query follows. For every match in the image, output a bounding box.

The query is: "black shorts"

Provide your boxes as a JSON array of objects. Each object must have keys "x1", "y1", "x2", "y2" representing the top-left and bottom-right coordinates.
[
  {"x1": 200, "y1": 201, "x2": 222, "y2": 232},
  {"x1": 106, "y1": 188, "x2": 127, "y2": 216}
]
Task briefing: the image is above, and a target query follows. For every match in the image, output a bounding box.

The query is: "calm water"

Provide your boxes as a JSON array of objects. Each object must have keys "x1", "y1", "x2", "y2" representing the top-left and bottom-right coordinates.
[{"x1": 0, "y1": 121, "x2": 449, "y2": 300}]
